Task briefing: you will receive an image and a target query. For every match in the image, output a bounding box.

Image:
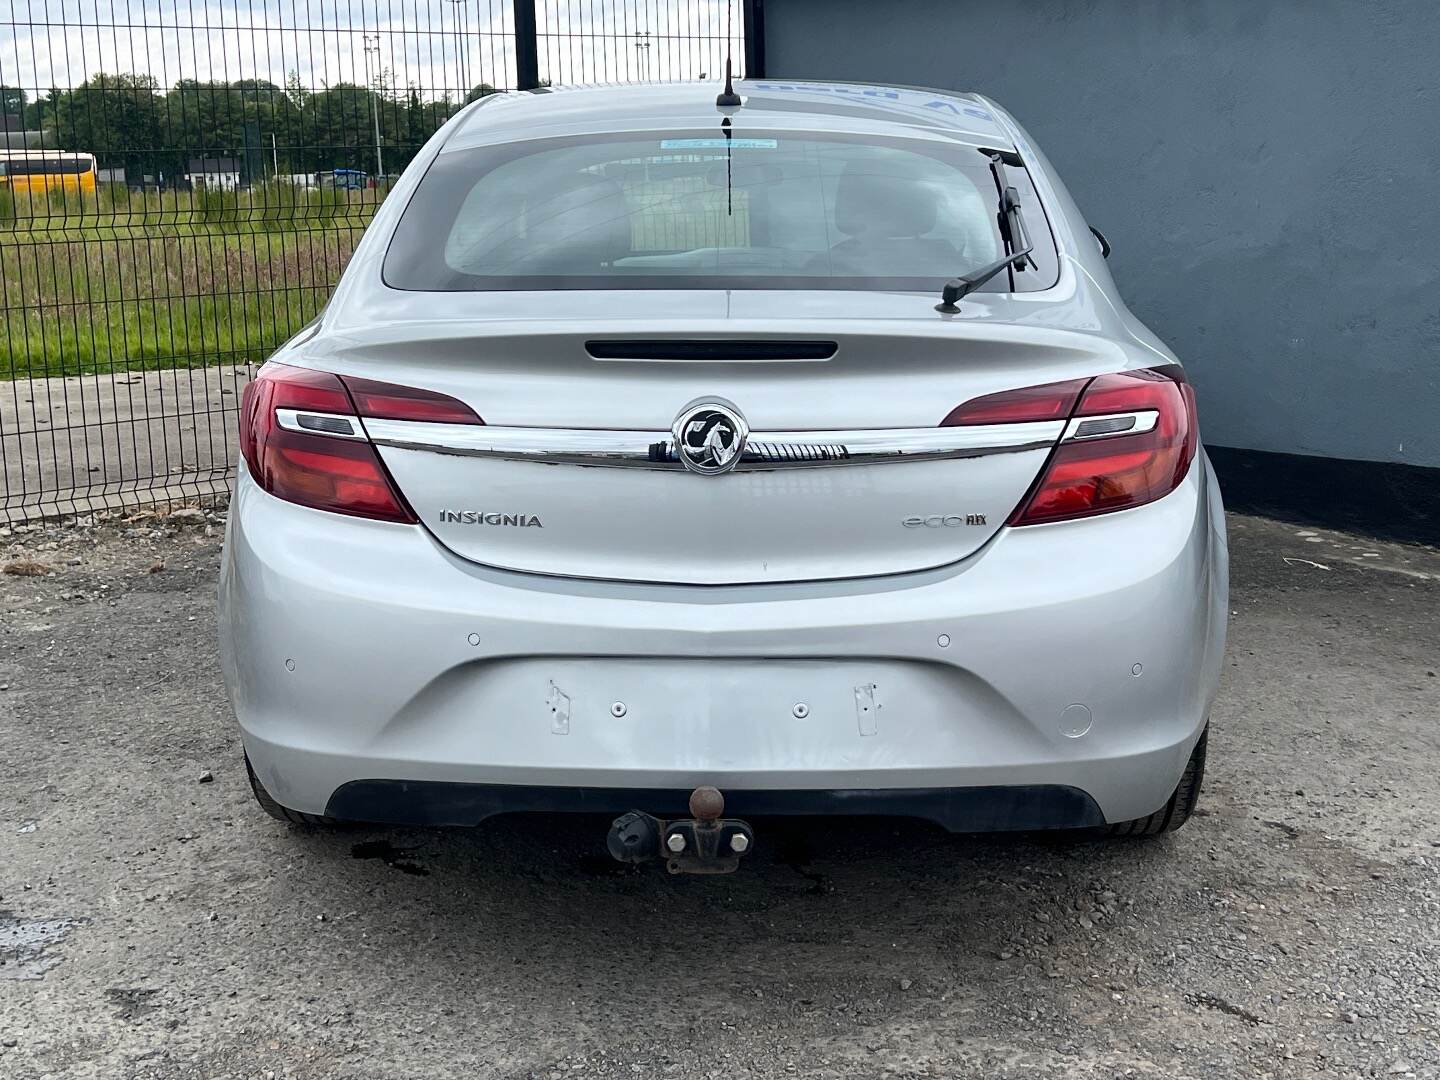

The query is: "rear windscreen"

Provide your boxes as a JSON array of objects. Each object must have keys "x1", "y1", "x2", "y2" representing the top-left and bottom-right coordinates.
[{"x1": 383, "y1": 130, "x2": 1059, "y2": 293}]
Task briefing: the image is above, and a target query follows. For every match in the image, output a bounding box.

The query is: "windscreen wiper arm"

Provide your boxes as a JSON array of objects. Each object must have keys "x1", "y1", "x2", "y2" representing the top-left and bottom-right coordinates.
[
  {"x1": 989, "y1": 153, "x2": 1033, "y2": 272},
  {"x1": 934, "y1": 248, "x2": 1033, "y2": 313}
]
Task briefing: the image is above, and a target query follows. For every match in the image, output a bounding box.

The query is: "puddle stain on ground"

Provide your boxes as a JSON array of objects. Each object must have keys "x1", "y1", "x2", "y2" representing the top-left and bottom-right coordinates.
[
  {"x1": 350, "y1": 839, "x2": 429, "y2": 876},
  {"x1": 577, "y1": 852, "x2": 637, "y2": 877},
  {"x1": 0, "y1": 910, "x2": 79, "y2": 980},
  {"x1": 105, "y1": 986, "x2": 161, "y2": 1019}
]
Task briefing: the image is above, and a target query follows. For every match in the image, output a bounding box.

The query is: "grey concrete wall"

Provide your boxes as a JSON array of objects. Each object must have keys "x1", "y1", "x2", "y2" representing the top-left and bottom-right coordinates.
[{"x1": 762, "y1": 0, "x2": 1440, "y2": 467}]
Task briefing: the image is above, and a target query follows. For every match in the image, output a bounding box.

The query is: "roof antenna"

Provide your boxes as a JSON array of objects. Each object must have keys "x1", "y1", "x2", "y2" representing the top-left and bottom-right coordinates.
[
  {"x1": 716, "y1": 58, "x2": 741, "y2": 109},
  {"x1": 715, "y1": 0, "x2": 742, "y2": 109}
]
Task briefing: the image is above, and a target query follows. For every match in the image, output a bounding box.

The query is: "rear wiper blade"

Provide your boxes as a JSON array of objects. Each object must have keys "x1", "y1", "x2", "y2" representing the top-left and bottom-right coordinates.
[
  {"x1": 934, "y1": 248, "x2": 1033, "y2": 313},
  {"x1": 989, "y1": 152, "x2": 1033, "y2": 272}
]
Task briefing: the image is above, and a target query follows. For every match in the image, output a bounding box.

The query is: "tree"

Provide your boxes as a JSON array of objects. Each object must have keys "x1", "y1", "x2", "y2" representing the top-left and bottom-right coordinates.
[
  {"x1": 0, "y1": 85, "x2": 25, "y2": 118},
  {"x1": 167, "y1": 80, "x2": 245, "y2": 159},
  {"x1": 305, "y1": 82, "x2": 377, "y2": 173},
  {"x1": 26, "y1": 68, "x2": 492, "y2": 184},
  {"x1": 22, "y1": 88, "x2": 60, "y2": 131},
  {"x1": 50, "y1": 73, "x2": 165, "y2": 178}
]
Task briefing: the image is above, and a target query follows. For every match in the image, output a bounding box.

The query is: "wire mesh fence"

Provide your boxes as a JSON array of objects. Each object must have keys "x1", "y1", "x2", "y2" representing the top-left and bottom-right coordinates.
[{"x1": 0, "y1": 0, "x2": 749, "y2": 522}]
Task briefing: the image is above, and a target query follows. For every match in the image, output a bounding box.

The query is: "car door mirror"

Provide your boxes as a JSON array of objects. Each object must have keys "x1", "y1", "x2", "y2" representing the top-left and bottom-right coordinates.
[{"x1": 1089, "y1": 225, "x2": 1111, "y2": 259}]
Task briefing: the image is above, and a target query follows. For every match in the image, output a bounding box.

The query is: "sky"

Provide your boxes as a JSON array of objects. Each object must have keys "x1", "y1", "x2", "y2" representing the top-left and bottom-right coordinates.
[{"x1": 1, "y1": 0, "x2": 746, "y2": 101}]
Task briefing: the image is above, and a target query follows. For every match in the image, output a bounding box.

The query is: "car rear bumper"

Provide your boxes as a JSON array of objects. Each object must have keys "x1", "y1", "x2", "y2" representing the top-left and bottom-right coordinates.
[
  {"x1": 219, "y1": 455, "x2": 1228, "y2": 828},
  {"x1": 323, "y1": 780, "x2": 1106, "y2": 832}
]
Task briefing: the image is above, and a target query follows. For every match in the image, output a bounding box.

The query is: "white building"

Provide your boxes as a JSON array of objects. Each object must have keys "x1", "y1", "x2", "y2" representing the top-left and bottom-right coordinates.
[{"x1": 185, "y1": 156, "x2": 242, "y2": 191}]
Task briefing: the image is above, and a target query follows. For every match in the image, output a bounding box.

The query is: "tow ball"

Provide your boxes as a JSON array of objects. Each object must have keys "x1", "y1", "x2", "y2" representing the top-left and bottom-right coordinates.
[{"x1": 606, "y1": 786, "x2": 754, "y2": 875}]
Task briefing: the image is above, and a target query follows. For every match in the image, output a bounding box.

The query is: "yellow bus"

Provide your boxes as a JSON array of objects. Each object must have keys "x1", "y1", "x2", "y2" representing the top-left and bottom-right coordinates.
[{"x1": 0, "y1": 150, "x2": 98, "y2": 194}]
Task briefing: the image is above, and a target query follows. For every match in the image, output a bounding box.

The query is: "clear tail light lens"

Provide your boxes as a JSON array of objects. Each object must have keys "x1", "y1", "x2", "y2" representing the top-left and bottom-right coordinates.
[
  {"x1": 1008, "y1": 365, "x2": 1197, "y2": 526},
  {"x1": 239, "y1": 362, "x2": 481, "y2": 522}
]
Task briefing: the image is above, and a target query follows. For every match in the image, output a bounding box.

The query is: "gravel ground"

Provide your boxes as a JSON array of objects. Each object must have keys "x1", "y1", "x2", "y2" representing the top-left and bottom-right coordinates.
[{"x1": 1, "y1": 508, "x2": 1438, "y2": 1080}]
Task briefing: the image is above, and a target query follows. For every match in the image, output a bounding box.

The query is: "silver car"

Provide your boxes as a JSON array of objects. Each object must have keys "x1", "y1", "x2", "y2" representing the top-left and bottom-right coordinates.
[{"x1": 219, "y1": 80, "x2": 1227, "y2": 867}]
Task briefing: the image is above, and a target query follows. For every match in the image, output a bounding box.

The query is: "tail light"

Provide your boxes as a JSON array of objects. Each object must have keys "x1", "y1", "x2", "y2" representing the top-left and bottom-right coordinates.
[
  {"x1": 945, "y1": 365, "x2": 1197, "y2": 526},
  {"x1": 343, "y1": 376, "x2": 482, "y2": 424},
  {"x1": 941, "y1": 377, "x2": 1089, "y2": 426},
  {"x1": 238, "y1": 362, "x2": 482, "y2": 523}
]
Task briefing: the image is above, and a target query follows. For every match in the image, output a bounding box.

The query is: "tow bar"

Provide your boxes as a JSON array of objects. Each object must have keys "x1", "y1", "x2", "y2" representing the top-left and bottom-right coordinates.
[{"x1": 606, "y1": 787, "x2": 755, "y2": 874}]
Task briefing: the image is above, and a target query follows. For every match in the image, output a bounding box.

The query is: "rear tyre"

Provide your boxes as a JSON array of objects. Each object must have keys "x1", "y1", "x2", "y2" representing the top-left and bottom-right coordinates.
[
  {"x1": 245, "y1": 754, "x2": 341, "y2": 827},
  {"x1": 1104, "y1": 727, "x2": 1207, "y2": 837}
]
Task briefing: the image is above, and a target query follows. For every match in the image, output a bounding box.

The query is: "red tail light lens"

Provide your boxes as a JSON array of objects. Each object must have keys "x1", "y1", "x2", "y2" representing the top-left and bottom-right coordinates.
[
  {"x1": 1008, "y1": 365, "x2": 1197, "y2": 526},
  {"x1": 941, "y1": 378, "x2": 1088, "y2": 426},
  {"x1": 342, "y1": 376, "x2": 483, "y2": 424},
  {"x1": 239, "y1": 362, "x2": 417, "y2": 523}
]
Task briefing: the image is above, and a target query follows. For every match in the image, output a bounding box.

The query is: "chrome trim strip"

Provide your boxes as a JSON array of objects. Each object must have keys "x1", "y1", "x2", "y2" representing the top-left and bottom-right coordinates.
[
  {"x1": 275, "y1": 409, "x2": 366, "y2": 439},
  {"x1": 1061, "y1": 410, "x2": 1159, "y2": 442},
  {"x1": 362, "y1": 417, "x2": 1067, "y2": 470}
]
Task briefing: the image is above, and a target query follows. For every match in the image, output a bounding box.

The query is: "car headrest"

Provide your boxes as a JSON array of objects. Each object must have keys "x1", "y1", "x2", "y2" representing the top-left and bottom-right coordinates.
[
  {"x1": 524, "y1": 174, "x2": 632, "y2": 267},
  {"x1": 834, "y1": 167, "x2": 938, "y2": 238}
]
